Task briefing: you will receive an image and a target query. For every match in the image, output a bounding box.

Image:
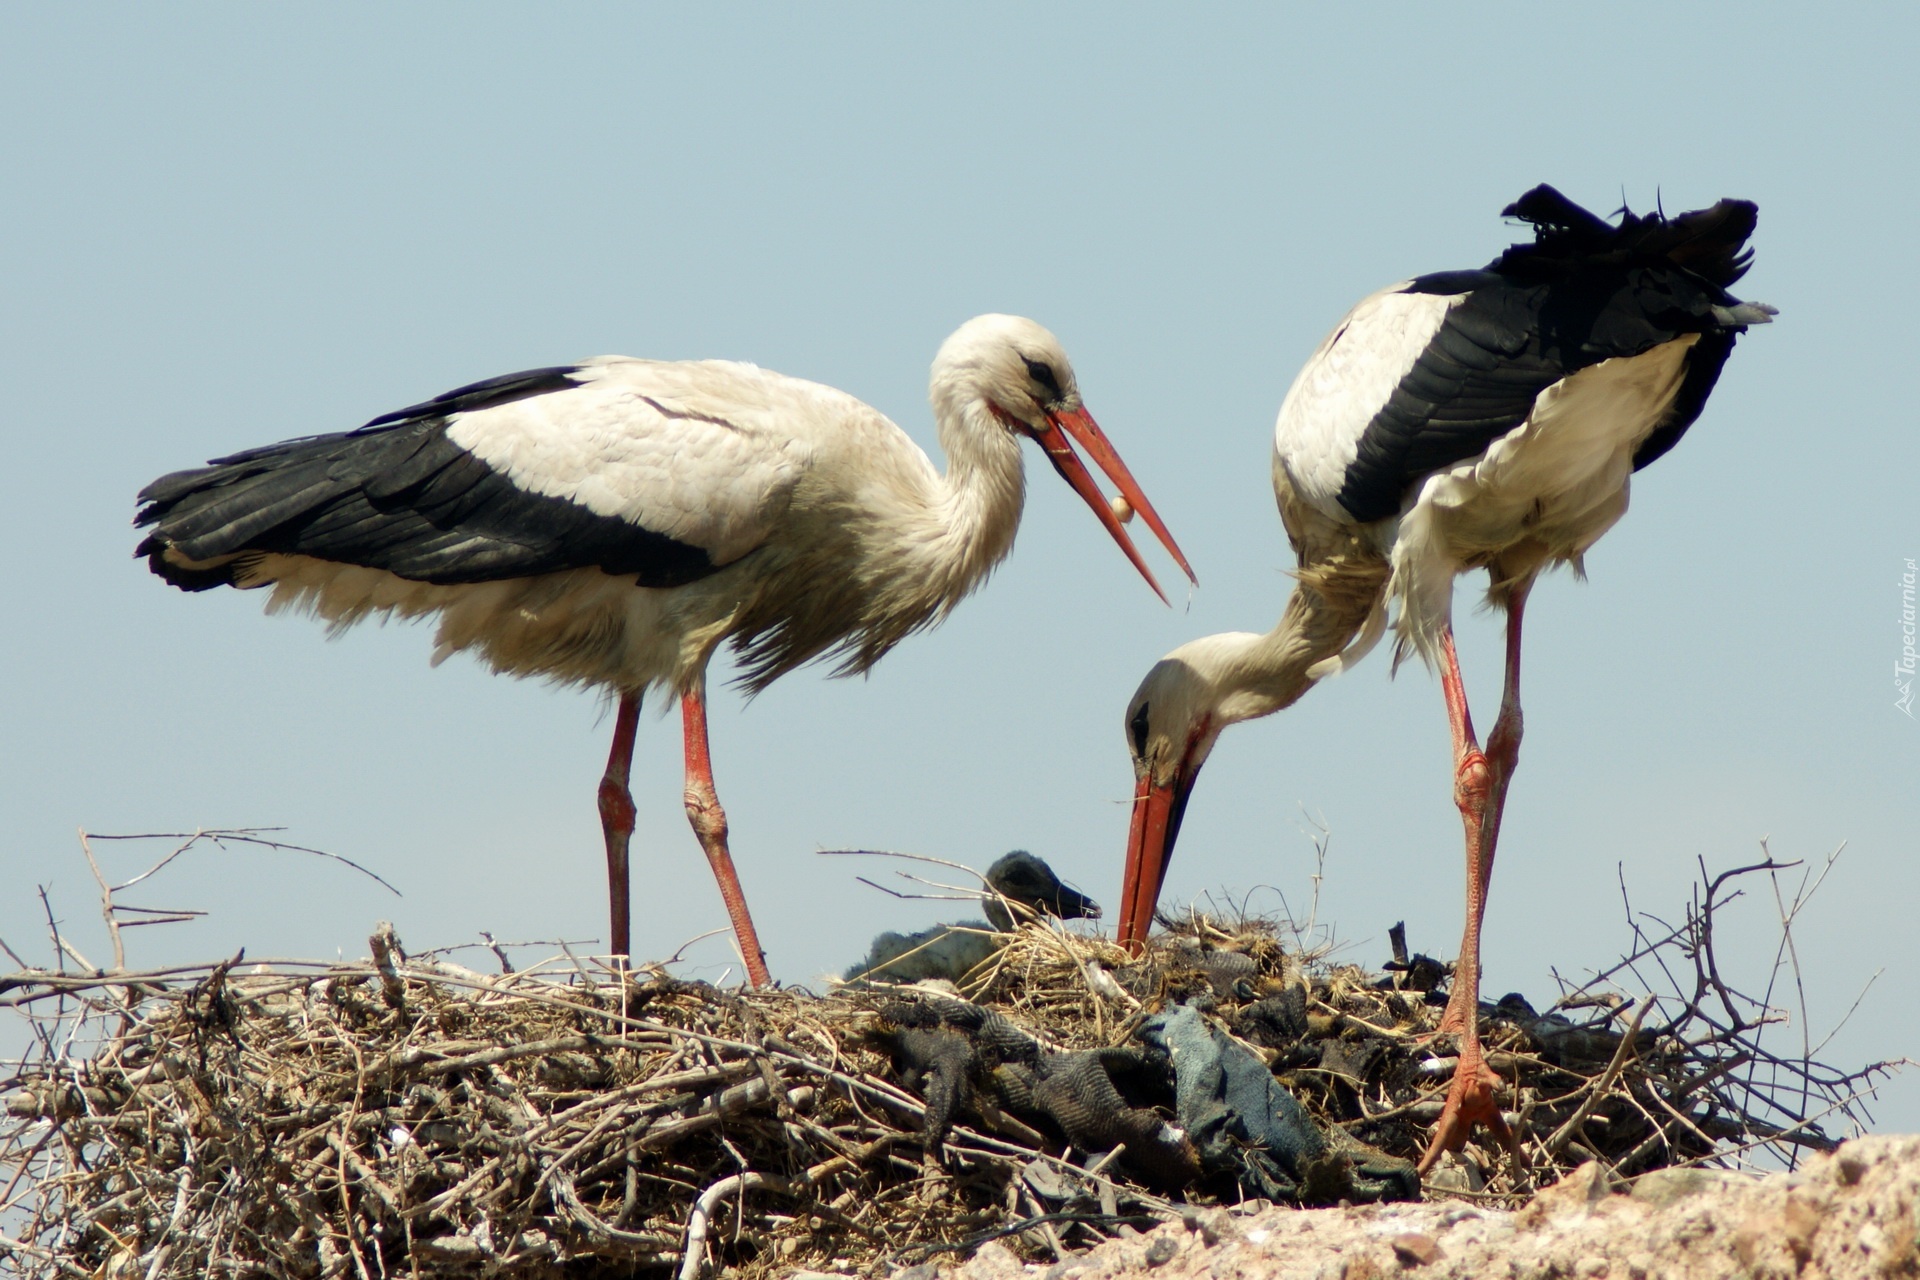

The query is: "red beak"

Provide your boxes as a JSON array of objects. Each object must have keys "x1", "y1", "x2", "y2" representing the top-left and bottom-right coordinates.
[
  {"x1": 1034, "y1": 406, "x2": 1196, "y2": 604},
  {"x1": 1117, "y1": 764, "x2": 1197, "y2": 953}
]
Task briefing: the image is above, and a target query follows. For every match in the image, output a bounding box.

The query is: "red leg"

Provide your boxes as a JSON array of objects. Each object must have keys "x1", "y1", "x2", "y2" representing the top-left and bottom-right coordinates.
[
  {"x1": 1434, "y1": 582, "x2": 1531, "y2": 1033},
  {"x1": 1419, "y1": 586, "x2": 1530, "y2": 1175},
  {"x1": 597, "y1": 692, "x2": 642, "y2": 962},
  {"x1": 681, "y1": 685, "x2": 772, "y2": 987},
  {"x1": 1431, "y1": 624, "x2": 1492, "y2": 1042},
  {"x1": 1479, "y1": 581, "x2": 1530, "y2": 890}
]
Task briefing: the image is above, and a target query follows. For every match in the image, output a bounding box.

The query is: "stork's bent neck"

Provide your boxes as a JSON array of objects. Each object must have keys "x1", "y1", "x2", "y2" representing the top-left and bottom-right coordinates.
[
  {"x1": 915, "y1": 397, "x2": 1027, "y2": 605},
  {"x1": 1191, "y1": 628, "x2": 1324, "y2": 729},
  {"x1": 1139, "y1": 552, "x2": 1393, "y2": 785}
]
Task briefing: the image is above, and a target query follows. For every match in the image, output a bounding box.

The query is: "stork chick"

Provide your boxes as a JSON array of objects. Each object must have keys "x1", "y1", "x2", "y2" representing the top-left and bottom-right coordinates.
[{"x1": 844, "y1": 851, "x2": 1101, "y2": 985}]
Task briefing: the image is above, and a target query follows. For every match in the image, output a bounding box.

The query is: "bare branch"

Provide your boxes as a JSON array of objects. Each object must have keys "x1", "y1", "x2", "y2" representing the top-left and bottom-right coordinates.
[{"x1": 92, "y1": 828, "x2": 401, "y2": 897}]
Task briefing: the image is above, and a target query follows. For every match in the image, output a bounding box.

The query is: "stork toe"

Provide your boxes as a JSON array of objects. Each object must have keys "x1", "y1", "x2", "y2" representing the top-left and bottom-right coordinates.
[{"x1": 1416, "y1": 1049, "x2": 1515, "y2": 1176}]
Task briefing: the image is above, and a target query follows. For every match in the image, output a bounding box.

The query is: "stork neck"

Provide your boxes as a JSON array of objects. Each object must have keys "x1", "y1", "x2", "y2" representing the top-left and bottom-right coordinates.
[
  {"x1": 920, "y1": 397, "x2": 1027, "y2": 599},
  {"x1": 1197, "y1": 564, "x2": 1386, "y2": 734},
  {"x1": 1199, "y1": 628, "x2": 1323, "y2": 728}
]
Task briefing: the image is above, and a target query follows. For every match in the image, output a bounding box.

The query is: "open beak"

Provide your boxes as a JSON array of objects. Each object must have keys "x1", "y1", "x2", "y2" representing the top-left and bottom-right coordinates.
[
  {"x1": 1034, "y1": 406, "x2": 1196, "y2": 604},
  {"x1": 1117, "y1": 763, "x2": 1199, "y2": 953}
]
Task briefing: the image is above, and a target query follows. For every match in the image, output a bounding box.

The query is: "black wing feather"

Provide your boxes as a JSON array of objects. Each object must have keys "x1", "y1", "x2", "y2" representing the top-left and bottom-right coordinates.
[
  {"x1": 358, "y1": 365, "x2": 583, "y2": 429},
  {"x1": 1333, "y1": 187, "x2": 1763, "y2": 523},
  {"x1": 136, "y1": 368, "x2": 721, "y2": 592}
]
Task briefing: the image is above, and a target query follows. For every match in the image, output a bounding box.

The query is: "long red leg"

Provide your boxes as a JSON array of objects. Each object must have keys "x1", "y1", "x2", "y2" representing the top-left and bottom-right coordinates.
[
  {"x1": 681, "y1": 685, "x2": 772, "y2": 987},
  {"x1": 597, "y1": 692, "x2": 642, "y2": 963},
  {"x1": 1431, "y1": 624, "x2": 1490, "y2": 1041},
  {"x1": 1479, "y1": 581, "x2": 1530, "y2": 896},
  {"x1": 1419, "y1": 584, "x2": 1530, "y2": 1175}
]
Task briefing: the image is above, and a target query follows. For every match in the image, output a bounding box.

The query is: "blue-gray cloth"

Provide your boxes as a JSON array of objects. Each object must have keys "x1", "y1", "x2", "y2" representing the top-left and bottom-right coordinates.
[{"x1": 1139, "y1": 1002, "x2": 1418, "y2": 1203}]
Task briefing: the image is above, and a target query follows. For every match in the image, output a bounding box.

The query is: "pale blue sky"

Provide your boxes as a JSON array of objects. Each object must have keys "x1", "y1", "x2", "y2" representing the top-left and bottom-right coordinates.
[{"x1": 3, "y1": 8, "x2": 1914, "y2": 1134}]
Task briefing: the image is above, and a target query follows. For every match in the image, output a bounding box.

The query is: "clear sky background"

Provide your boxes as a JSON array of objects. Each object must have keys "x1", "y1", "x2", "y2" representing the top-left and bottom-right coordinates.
[{"x1": 3, "y1": 8, "x2": 1914, "y2": 1136}]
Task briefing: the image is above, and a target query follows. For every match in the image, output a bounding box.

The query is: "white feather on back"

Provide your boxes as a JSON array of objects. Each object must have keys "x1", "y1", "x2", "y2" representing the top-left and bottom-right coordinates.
[
  {"x1": 446, "y1": 358, "x2": 842, "y2": 565},
  {"x1": 1274, "y1": 285, "x2": 1458, "y2": 518}
]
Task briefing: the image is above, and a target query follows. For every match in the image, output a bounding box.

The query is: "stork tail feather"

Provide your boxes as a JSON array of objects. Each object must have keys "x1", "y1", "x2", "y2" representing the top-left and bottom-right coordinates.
[{"x1": 1498, "y1": 183, "x2": 1762, "y2": 290}]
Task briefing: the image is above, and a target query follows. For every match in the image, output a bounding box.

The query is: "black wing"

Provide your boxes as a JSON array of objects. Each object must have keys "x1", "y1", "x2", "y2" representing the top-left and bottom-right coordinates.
[
  {"x1": 136, "y1": 366, "x2": 720, "y2": 591},
  {"x1": 1333, "y1": 186, "x2": 1763, "y2": 524}
]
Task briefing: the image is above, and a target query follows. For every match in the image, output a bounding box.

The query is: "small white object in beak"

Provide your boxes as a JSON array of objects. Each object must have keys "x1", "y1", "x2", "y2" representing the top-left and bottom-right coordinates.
[{"x1": 1109, "y1": 495, "x2": 1135, "y2": 524}]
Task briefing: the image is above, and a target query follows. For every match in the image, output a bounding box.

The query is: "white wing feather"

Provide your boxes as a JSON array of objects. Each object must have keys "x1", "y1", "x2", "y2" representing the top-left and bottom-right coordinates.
[
  {"x1": 445, "y1": 357, "x2": 818, "y2": 565},
  {"x1": 1274, "y1": 285, "x2": 1458, "y2": 519}
]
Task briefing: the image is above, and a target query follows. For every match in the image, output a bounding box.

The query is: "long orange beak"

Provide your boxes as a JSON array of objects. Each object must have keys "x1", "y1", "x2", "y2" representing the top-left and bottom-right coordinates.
[
  {"x1": 1034, "y1": 406, "x2": 1196, "y2": 604},
  {"x1": 1117, "y1": 766, "x2": 1197, "y2": 953}
]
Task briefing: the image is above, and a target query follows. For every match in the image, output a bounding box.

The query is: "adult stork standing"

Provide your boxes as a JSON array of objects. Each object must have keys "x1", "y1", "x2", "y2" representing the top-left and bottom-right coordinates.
[
  {"x1": 1114, "y1": 187, "x2": 1772, "y2": 1170},
  {"x1": 136, "y1": 314, "x2": 1193, "y2": 986}
]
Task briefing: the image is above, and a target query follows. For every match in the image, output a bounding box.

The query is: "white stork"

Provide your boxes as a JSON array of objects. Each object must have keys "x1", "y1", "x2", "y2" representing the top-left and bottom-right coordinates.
[
  {"x1": 1113, "y1": 187, "x2": 1773, "y2": 1171},
  {"x1": 136, "y1": 314, "x2": 1193, "y2": 986}
]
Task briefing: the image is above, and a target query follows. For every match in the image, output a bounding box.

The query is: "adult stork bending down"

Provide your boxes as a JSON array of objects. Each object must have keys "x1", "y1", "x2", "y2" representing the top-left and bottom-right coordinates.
[
  {"x1": 137, "y1": 315, "x2": 1193, "y2": 986},
  {"x1": 1115, "y1": 187, "x2": 1772, "y2": 1171}
]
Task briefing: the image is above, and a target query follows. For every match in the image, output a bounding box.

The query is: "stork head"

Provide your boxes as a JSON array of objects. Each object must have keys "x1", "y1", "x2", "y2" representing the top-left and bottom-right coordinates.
[
  {"x1": 933, "y1": 315, "x2": 1195, "y2": 602},
  {"x1": 982, "y1": 850, "x2": 1101, "y2": 932},
  {"x1": 1117, "y1": 632, "x2": 1276, "y2": 952}
]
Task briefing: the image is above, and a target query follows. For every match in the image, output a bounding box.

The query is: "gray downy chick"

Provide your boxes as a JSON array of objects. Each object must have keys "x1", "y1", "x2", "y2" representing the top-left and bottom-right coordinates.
[{"x1": 844, "y1": 851, "x2": 1100, "y2": 984}]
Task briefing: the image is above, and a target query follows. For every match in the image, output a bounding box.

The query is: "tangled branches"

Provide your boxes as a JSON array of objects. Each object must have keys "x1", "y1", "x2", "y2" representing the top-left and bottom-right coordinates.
[
  {"x1": 0, "y1": 841, "x2": 1902, "y2": 1277},
  {"x1": 0, "y1": 945, "x2": 1185, "y2": 1278}
]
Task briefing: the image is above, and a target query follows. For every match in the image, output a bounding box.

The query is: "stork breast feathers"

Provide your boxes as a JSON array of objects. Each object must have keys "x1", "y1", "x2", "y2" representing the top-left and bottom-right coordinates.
[{"x1": 445, "y1": 358, "x2": 815, "y2": 567}]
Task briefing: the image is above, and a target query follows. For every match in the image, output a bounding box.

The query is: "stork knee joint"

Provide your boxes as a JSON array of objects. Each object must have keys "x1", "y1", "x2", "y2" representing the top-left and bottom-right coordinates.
[
  {"x1": 598, "y1": 779, "x2": 636, "y2": 832},
  {"x1": 684, "y1": 788, "x2": 728, "y2": 843},
  {"x1": 1454, "y1": 751, "x2": 1491, "y2": 810},
  {"x1": 1487, "y1": 716, "x2": 1523, "y2": 773}
]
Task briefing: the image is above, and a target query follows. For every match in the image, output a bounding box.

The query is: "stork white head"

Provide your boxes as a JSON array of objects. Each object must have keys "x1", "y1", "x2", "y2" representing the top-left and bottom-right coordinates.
[
  {"x1": 932, "y1": 315, "x2": 1195, "y2": 601},
  {"x1": 1116, "y1": 632, "x2": 1284, "y2": 950}
]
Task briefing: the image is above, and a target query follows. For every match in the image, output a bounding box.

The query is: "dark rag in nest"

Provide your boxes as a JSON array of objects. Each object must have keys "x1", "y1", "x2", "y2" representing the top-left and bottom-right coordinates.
[{"x1": 1139, "y1": 1002, "x2": 1419, "y2": 1203}]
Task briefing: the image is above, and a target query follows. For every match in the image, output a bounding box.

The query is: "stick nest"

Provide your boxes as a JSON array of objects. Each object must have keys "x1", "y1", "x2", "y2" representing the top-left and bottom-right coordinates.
[{"x1": 1, "y1": 859, "x2": 1898, "y2": 1278}]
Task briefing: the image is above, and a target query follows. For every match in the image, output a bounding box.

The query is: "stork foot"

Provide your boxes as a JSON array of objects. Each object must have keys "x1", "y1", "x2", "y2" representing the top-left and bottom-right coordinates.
[{"x1": 1417, "y1": 1044, "x2": 1516, "y2": 1176}]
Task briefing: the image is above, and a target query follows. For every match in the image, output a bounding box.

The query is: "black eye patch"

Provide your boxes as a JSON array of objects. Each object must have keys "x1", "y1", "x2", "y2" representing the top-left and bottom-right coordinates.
[
  {"x1": 1023, "y1": 357, "x2": 1063, "y2": 401},
  {"x1": 1128, "y1": 702, "x2": 1151, "y2": 759}
]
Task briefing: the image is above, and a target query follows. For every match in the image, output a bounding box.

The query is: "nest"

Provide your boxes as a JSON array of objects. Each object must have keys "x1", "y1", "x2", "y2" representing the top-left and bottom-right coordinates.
[{"x1": 0, "y1": 850, "x2": 1899, "y2": 1278}]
